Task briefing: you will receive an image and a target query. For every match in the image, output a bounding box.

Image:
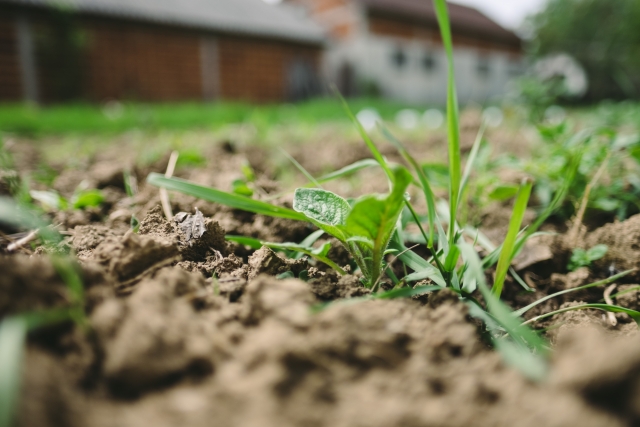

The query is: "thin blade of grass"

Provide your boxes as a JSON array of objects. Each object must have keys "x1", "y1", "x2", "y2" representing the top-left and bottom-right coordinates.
[
  {"x1": 515, "y1": 269, "x2": 635, "y2": 317},
  {"x1": 492, "y1": 179, "x2": 533, "y2": 298},
  {"x1": 433, "y1": 0, "x2": 461, "y2": 246},
  {"x1": 333, "y1": 89, "x2": 394, "y2": 183},
  {"x1": 523, "y1": 303, "x2": 640, "y2": 326},
  {"x1": 264, "y1": 241, "x2": 347, "y2": 276},
  {"x1": 388, "y1": 238, "x2": 446, "y2": 287},
  {"x1": 315, "y1": 159, "x2": 380, "y2": 185},
  {"x1": 458, "y1": 240, "x2": 549, "y2": 381},
  {"x1": 147, "y1": 173, "x2": 307, "y2": 221},
  {"x1": 379, "y1": 125, "x2": 438, "y2": 248},
  {"x1": 375, "y1": 285, "x2": 442, "y2": 299},
  {"x1": 458, "y1": 121, "x2": 486, "y2": 207},
  {"x1": 0, "y1": 317, "x2": 26, "y2": 427},
  {"x1": 278, "y1": 148, "x2": 323, "y2": 189},
  {"x1": 226, "y1": 235, "x2": 263, "y2": 249},
  {"x1": 226, "y1": 234, "x2": 346, "y2": 275}
]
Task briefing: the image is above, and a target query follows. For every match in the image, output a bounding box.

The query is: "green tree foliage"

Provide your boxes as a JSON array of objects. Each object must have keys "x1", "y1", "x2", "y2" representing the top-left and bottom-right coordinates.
[{"x1": 530, "y1": 0, "x2": 640, "y2": 101}]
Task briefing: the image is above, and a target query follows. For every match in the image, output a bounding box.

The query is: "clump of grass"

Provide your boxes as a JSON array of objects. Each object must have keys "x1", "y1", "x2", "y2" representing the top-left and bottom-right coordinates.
[{"x1": 147, "y1": 0, "x2": 640, "y2": 382}]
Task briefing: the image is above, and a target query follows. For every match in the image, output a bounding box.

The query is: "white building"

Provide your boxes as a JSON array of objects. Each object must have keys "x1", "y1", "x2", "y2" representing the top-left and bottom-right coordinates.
[{"x1": 289, "y1": 0, "x2": 524, "y2": 105}]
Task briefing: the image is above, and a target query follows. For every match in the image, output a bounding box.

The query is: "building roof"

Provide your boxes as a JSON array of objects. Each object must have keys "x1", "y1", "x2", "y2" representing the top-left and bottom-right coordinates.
[
  {"x1": 1, "y1": 0, "x2": 326, "y2": 44},
  {"x1": 361, "y1": 0, "x2": 520, "y2": 47}
]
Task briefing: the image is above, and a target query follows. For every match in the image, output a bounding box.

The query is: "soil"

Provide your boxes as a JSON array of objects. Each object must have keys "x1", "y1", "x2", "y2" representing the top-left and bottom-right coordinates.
[{"x1": 3, "y1": 135, "x2": 640, "y2": 427}]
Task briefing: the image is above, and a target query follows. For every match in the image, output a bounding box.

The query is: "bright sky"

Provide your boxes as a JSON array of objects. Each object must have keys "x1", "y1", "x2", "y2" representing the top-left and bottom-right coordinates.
[
  {"x1": 451, "y1": 0, "x2": 549, "y2": 30},
  {"x1": 263, "y1": 0, "x2": 549, "y2": 32}
]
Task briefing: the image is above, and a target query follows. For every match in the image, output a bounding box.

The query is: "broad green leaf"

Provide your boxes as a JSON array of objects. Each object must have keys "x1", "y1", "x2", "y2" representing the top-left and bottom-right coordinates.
[
  {"x1": 293, "y1": 188, "x2": 350, "y2": 226},
  {"x1": 293, "y1": 188, "x2": 351, "y2": 242},
  {"x1": 276, "y1": 271, "x2": 295, "y2": 279},
  {"x1": 231, "y1": 179, "x2": 254, "y2": 197},
  {"x1": 147, "y1": 173, "x2": 307, "y2": 221},
  {"x1": 72, "y1": 189, "x2": 104, "y2": 209},
  {"x1": 488, "y1": 184, "x2": 519, "y2": 201},
  {"x1": 586, "y1": 244, "x2": 608, "y2": 260},
  {"x1": 346, "y1": 167, "x2": 413, "y2": 286}
]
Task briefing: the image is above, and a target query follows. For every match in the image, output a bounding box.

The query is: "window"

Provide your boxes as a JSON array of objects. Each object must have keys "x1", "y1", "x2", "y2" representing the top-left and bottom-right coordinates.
[
  {"x1": 422, "y1": 52, "x2": 436, "y2": 72},
  {"x1": 476, "y1": 55, "x2": 490, "y2": 77},
  {"x1": 391, "y1": 47, "x2": 407, "y2": 69}
]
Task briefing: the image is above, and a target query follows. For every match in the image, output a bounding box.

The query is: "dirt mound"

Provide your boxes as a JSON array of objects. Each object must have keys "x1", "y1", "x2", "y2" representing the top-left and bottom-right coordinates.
[
  {"x1": 6, "y1": 138, "x2": 640, "y2": 427},
  {"x1": 12, "y1": 267, "x2": 638, "y2": 427}
]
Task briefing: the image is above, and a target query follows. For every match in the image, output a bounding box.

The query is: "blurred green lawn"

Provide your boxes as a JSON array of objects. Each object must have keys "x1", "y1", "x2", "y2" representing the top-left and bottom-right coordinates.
[{"x1": 0, "y1": 98, "x2": 420, "y2": 136}]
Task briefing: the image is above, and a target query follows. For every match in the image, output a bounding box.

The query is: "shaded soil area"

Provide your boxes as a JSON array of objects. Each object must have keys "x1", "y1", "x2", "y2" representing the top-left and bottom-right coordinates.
[{"x1": 2, "y1": 135, "x2": 640, "y2": 427}]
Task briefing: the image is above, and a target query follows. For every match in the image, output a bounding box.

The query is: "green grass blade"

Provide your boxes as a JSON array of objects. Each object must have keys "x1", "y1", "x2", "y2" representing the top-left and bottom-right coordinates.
[
  {"x1": 433, "y1": 0, "x2": 461, "y2": 245},
  {"x1": 147, "y1": 173, "x2": 307, "y2": 221},
  {"x1": 0, "y1": 317, "x2": 27, "y2": 427},
  {"x1": 492, "y1": 179, "x2": 533, "y2": 298},
  {"x1": 226, "y1": 235, "x2": 263, "y2": 249},
  {"x1": 380, "y1": 125, "x2": 438, "y2": 248},
  {"x1": 279, "y1": 148, "x2": 322, "y2": 188},
  {"x1": 458, "y1": 122, "x2": 486, "y2": 207},
  {"x1": 0, "y1": 196, "x2": 59, "y2": 243},
  {"x1": 334, "y1": 90, "x2": 394, "y2": 183},
  {"x1": 375, "y1": 285, "x2": 442, "y2": 299},
  {"x1": 388, "y1": 238, "x2": 446, "y2": 287},
  {"x1": 264, "y1": 241, "x2": 347, "y2": 275},
  {"x1": 227, "y1": 233, "x2": 346, "y2": 275},
  {"x1": 514, "y1": 269, "x2": 635, "y2": 317},
  {"x1": 295, "y1": 229, "x2": 326, "y2": 259},
  {"x1": 315, "y1": 159, "x2": 380, "y2": 185},
  {"x1": 458, "y1": 240, "x2": 548, "y2": 381},
  {"x1": 523, "y1": 303, "x2": 640, "y2": 326}
]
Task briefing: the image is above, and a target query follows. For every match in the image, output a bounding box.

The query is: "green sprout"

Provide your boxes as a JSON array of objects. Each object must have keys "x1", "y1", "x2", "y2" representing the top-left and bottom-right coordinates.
[{"x1": 567, "y1": 244, "x2": 608, "y2": 271}]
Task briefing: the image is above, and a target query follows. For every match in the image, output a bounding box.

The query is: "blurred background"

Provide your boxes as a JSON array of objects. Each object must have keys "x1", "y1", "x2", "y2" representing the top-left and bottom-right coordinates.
[{"x1": 0, "y1": 0, "x2": 638, "y2": 134}]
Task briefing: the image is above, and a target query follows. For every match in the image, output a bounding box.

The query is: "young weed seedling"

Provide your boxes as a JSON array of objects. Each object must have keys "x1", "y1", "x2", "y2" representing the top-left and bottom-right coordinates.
[
  {"x1": 146, "y1": 0, "x2": 640, "y2": 382},
  {"x1": 567, "y1": 244, "x2": 608, "y2": 271}
]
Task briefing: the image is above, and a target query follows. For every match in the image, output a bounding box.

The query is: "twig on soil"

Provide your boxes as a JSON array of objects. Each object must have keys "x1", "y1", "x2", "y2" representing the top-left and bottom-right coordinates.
[
  {"x1": 604, "y1": 284, "x2": 618, "y2": 326},
  {"x1": 160, "y1": 151, "x2": 179, "y2": 221},
  {"x1": 568, "y1": 152, "x2": 611, "y2": 246},
  {"x1": 7, "y1": 229, "x2": 38, "y2": 252}
]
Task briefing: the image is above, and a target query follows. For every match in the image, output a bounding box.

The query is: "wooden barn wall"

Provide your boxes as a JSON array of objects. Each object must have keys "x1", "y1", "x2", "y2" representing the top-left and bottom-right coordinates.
[
  {"x1": 81, "y1": 18, "x2": 203, "y2": 102},
  {"x1": 218, "y1": 36, "x2": 320, "y2": 102},
  {"x1": 0, "y1": 14, "x2": 22, "y2": 101},
  {"x1": 0, "y1": 8, "x2": 322, "y2": 103}
]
